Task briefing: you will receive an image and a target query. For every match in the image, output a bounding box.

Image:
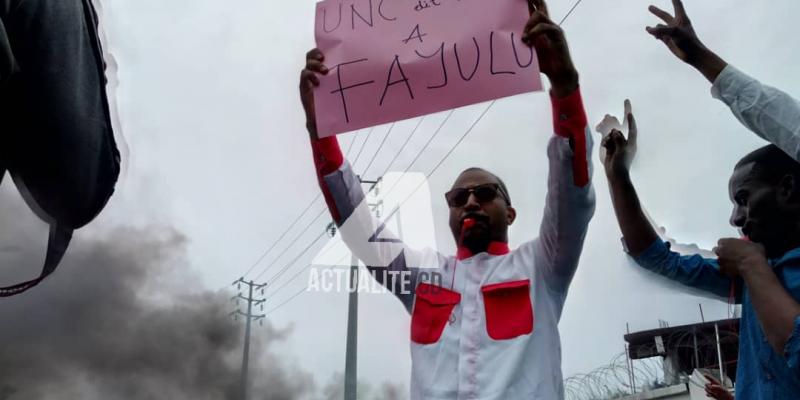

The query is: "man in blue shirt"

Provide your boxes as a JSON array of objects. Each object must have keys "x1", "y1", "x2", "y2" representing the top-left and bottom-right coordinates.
[
  {"x1": 602, "y1": 102, "x2": 800, "y2": 398},
  {"x1": 597, "y1": 1, "x2": 800, "y2": 398}
]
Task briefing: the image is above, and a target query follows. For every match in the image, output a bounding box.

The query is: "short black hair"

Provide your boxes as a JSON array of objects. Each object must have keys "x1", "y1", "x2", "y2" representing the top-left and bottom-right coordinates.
[
  {"x1": 460, "y1": 167, "x2": 511, "y2": 205},
  {"x1": 736, "y1": 144, "x2": 800, "y2": 184}
]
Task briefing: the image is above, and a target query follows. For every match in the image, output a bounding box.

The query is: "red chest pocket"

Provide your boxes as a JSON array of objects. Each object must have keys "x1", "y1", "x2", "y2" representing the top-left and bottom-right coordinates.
[
  {"x1": 411, "y1": 283, "x2": 461, "y2": 345},
  {"x1": 481, "y1": 279, "x2": 534, "y2": 340}
]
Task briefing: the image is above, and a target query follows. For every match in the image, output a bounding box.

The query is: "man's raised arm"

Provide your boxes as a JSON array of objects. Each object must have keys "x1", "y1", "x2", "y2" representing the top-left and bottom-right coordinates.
[
  {"x1": 647, "y1": 0, "x2": 800, "y2": 160},
  {"x1": 711, "y1": 66, "x2": 800, "y2": 161},
  {"x1": 536, "y1": 90, "x2": 596, "y2": 295},
  {"x1": 523, "y1": 0, "x2": 595, "y2": 294},
  {"x1": 601, "y1": 101, "x2": 733, "y2": 299},
  {"x1": 300, "y1": 49, "x2": 428, "y2": 311}
]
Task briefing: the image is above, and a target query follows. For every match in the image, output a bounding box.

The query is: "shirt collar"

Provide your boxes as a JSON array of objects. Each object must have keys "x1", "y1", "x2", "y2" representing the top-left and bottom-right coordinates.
[
  {"x1": 456, "y1": 241, "x2": 510, "y2": 260},
  {"x1": 772, "y1": 246, "x2": 800, "y2": 266}
]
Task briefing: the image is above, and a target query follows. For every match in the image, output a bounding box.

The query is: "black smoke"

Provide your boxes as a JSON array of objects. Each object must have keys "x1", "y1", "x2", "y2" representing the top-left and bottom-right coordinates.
[
  {"x1": 0, "y1": 182, "x2": 409, "y2": 400},
  {"x1": 0, "y1": 187, "x2": 314, "y2": 400},
  {"x1": 321, "y1": 373, "x2": 407, "y2": 400}
]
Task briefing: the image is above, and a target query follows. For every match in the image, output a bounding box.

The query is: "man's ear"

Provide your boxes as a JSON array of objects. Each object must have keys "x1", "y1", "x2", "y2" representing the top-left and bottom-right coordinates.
[
  {"x1": 506, "y1": 206, "x2": 517, "y2": 226},
  {"x1": 778, "y1": 174, "x2": 797, "y2": 203}
]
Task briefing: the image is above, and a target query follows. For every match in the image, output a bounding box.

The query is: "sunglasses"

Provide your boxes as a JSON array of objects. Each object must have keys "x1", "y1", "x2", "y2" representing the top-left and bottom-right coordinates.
[{"x1": 445, "y1": 183, "x2": 510, "y2": 208}]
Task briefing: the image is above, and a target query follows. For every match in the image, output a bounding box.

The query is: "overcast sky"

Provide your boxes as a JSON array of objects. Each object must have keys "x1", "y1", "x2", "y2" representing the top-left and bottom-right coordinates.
[{"x1": 3, "y1": 0, "x2": 800, "y2": 396}]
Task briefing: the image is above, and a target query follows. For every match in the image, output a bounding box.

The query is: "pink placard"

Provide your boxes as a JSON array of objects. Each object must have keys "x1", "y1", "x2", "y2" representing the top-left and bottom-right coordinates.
[{"x1": 313, "y1": 0, "x2": 543, "y2": 137}]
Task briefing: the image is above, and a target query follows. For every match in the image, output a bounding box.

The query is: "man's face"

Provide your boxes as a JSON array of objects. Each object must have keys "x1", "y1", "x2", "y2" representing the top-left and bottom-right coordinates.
[
  {"x1": 728, "y1": 162, "x2": 794, "y2": 256},
  {"x1": 447, "y1": 169, "x2": 516, "y2": 249}
]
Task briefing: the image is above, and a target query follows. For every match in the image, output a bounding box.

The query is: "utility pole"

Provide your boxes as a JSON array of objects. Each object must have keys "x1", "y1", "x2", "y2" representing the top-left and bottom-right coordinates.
[
  {"x1": 625, "y1": 322, "x2": 635, "y2": 393},
  {"x1": 714, "y1": 323, "x2": 725, "y2": 385},
  {"x1": 693, "y1": 326, "x2": 700, "y2": 370},
  {"x1": 342, "y1": 176, "x2": 383, "y2": 400},
  {"x1": 698, "y1": 303, "x2": 705, "y2": 323},
  {"x1": 344, "y1": 252, "x2": 359, "y2": 400},
  {"x1": 231, "y1": 278, "x2": 266, "y2": 400}
]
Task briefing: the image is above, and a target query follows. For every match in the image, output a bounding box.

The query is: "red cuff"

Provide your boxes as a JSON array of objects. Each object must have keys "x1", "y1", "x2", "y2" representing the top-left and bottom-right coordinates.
[
  {"x1": 309, "y1": 135, "x2": 345, "y2": 223},
  {"x1": 551, "y1": 87, "x2": 588, "y2": 138},
  {"x1": 550, "y1": 87, "x2": 589, "y2": 187},
  {"x1": 310, "y1": 136, "x2": 344, "y2": 176}
]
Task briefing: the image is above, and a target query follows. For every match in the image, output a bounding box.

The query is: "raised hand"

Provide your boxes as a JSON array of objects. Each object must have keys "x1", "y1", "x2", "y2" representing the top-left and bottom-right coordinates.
[
  {"x1": 703, "y1": 374, "x2": 734, "y2": 400},
  {"x1": 521, "y1": 0, "x2": 578, "y2": 97},
  {"x1": 646, "y1": 0, "x2": 701, "y2": 62},
  {"x1": 299, "y1": 48, "x2": 329, "y2": 139},
  {"x1": 646, "y1": 0, "x2": 727, "y2": 82},
  {"x1": 714, "y1": 238, "x2": 768, "y2": 278},
  {"x1": 601, "y1": 100, "x2": 637, "y2": 179}
]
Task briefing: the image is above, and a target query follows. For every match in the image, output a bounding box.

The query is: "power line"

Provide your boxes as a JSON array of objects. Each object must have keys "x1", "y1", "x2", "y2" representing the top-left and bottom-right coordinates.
[
  {"x1": 248, "y1": 134, "x2": 378, "y2": 282},
  {"x1": 263, "y1": 264, "x2": 314, "y2": 303},
  {"x1": 263, "y1": 229, "x2": 346, "y2": 301},
  {"x1": 239, "y1": 195, "x2": 320, "y2": 278},
  {"x1": 361, "y1": 123, "x2": 395, "y2": 177},
  {"x1": 379, "y1": 116, "x2": 426, "y2": 179},
  {"x1": 252, "y1": 207, "x2": 328, "y2": 281},
  {"x1": 428, "y1": 101, "x2": 494, "y2": 179},
  {"x1": 404, "y1": 110, "x2": 454, "y2": 175},
  {"x1": 343, "y1": 111, "x2": 454, "y2": 224},
  {"x1": 350, "y1": 127, "x2": 374, "y2": 168},
  {"x1": 263, "y1": 189, "x2": 393, "y2": 303},
  {"x1": 262, "y1": 243, "x2": 358, "y2": 320},
  {"x1": 236, "y1": 129, "x2": 362, "y2": 280},
  {"x1": 264, "y1": 250, "x2": 350, "y2": 303},
  {"x1": 260, "y1": 176, "x2": 380, "y2": 286},
  {"x1": 262, "y1": 228, "x2": 328, "y2": 285},
  {"x1": 375, "y1": 101, "x2": 495, "y2": 234},
  {"x1": 344, "y1": 131, "x2": 359, "y2": 157},
  {"x1": 249, "y1": 130, "x2": 384, "y2": 284},
  {"x1": 559, "y1": 0, "x2": 583, "y2": 25},
  {"x1": 264, "y1": 284, "x2": 308, "y2": 316}
]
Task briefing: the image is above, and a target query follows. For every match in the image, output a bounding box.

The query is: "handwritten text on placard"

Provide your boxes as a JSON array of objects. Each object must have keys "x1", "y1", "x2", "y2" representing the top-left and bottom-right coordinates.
[{"x1": 313, "y1": 0, "x2": 543, "y2": 137}]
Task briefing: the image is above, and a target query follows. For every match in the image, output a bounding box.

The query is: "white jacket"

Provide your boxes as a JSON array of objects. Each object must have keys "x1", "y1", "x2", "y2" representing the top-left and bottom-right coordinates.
[
  {"x1": 712, "y1": 64, "x2": 800, "y2": 160},
  {"x1": 310, "y1": 90, "x2": 595, "y2": 399}
]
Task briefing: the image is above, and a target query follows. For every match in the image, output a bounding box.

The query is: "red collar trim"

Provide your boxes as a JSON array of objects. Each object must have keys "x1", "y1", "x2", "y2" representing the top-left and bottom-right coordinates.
[{"x1": 456, "y1": 242, "x2": 510, "y2": 260}]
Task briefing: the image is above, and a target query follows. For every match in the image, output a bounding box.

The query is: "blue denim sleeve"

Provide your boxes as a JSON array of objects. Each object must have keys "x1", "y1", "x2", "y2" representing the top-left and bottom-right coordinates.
[
  {"x1": 633, "y1": 238, "x2": 732, "y2": 298},
  {"x1": 785, "y1": 315, "x2": 800, "y2": 379}
]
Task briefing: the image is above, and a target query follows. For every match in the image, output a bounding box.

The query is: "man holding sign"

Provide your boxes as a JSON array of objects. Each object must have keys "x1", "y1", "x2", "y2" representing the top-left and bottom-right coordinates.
[{"x1": 300, "y1": 0, "x2": 594, "y2": 398}]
